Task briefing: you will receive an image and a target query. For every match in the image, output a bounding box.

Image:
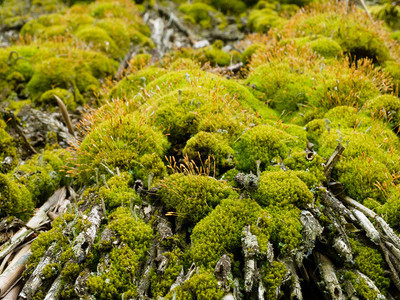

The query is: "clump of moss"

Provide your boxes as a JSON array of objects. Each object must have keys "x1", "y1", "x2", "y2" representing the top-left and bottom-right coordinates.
[
  {"x1": 364, "y1": 94, "x2": 400, "y2": 130},
  {"x1": 38, "y1": 88, "x2": 77, "y2": 111},
  {"x1": 248, "y1": 8, "x2": 287, "y2": 33},
  {"x1": 283, "y1": 151, "x2": 325, "y2": 183},
  {"x1": 342, "y1": 270, "x2": 378, "y2": 300},
  {"x1": 158, "y1": 173, "x2": 237, "y2": 225},
  {"x1": 262, "y1": 261, "x2": 287, "y2": 299},
  {"x1": 0, "y1": 173, "x2": 34, "y2": 221},
  {"x1": 134, "y1": 153, "x2": 167, "y2": 189},
  {"x1": 349, "y1": 238, "x2": 390, "y2": 293},
  {"x1": 0, "y1": 126, "x2": 18, "y2": 173},
  {"x1": 191, "y1": 197, "x2": 261, "y2": 268},
  {"x1": 150, "y1": 250, "x2": 183, "y2": 298},
  {"x1": 179, "y1": 3, "x2": 226, "y2": 30},
  {"x1": 99, "y1": 172, "x2": 139, "y2": 211},
  {"x1": 241, "y1": 43, "x2": 268, "y2": 64},
  {"x1": 383, "y1": 61, "x2": 400, "y2": 94},
  {"x1": 14, "y1": 150, "x2": 63, "y2": 205},
  {"x1": 282, "y1": 3, "x2": 394, "y2": 64},
  {"x1": 234, "y1": 125, "x2": 293, "y2": 173},
  {"x1": 292, "y1": 36, "x2": 342, "y2": 58},
  {"x1": 109, "y1": 67, "x2": 166, "y2": 100},
  {"x1": 182, "y1": 131, "x2": 235, "y2": 175},
  {"x1": 87, "y1": 207, "x2": 153, "y2": 299},
  {"x1": 336, "y1": 156, "x2": 390, "y2": 204},
  {"x1": 165, "y1": 270, "x2": 224, "y2": 300},
  {"x1": 252, "y1": 170, "x2": 313, "y2": 208},
  {"x1": 77, "y1": 112, "x2": 170, "y2": 184}
]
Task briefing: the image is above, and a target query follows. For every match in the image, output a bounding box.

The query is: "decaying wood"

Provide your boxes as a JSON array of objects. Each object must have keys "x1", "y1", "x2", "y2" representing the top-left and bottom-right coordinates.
[
  {"x1": 214, "y1": 254, "x2": 232, "y2": 291},
  {"x1": 281, "y1": 256, "x2": 302, "y2": 300},
  {"x1": 351, "y1": 209, "x2": 380, "y2": 245},
  {"x1": 353, "y1": 271, "x2": 385, "y2": 300},
  {"x1": 381, "y1": 242, "x2": 400, "y2": 292},
  {"x1": 324, "y1": 143, "x2": 345, "y2": 180},
  {"x1": 321, "y1": 191, "x2": 357, "y2": 223},
  {"x1": 0, "y1": 244, "x2": 31, "y2": 297},
  {"x1": 242, "y1": 225, "x2": 260, "y2": 293},
  {"x1": 19, "y1": 243, "x2": 60, "y2": 299},
  {"x1": 297, "y1": 210, "x2": 323, "y2": 264},
  {"x1": 43, "y1": 273, "x2": 63, "y2": 300},
  {"x1": 314, "y1": 252, "x2": 345, "y2": 300},
  {"x1": 0, "y1": 187, "x2": 66, "y2": 262}
]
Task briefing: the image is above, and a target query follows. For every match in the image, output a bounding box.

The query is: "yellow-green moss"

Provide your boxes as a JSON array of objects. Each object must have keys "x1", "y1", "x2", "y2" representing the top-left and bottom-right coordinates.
[
  {"x1": 252, "y1": 170, "x2": 313, "y2": 208},
  {"x1": 158, "y1": 173, "x2": 237, "y2": 224},
  {"x1": 165, "y1": 270, "x2": 224, "y2": 300},
  {"x1": 0, "y1": 173, "x2": 34, "y2": 220},
  {"x1": 364, "y1": 94, "x2": 400, "y2": 130},
  {"x1": 38, "y1": 88, "x2": 77, "y2": 110},
  {"x1": 248, "y1": 8, "x2": 287, "y2": 33},
  {"x1": 99, "y1": 172, "x2": 139, "y2": 211},
  {"x1": 182, "y1": 131, "x2": 235, "y2": 175},
  {"x1": 349, "y1": 238, "x2": 390, "y2": 292},
  {"x1": 234, "y1": 124, "x2": 293, "y2": 173},
  {"x1": 77, "y1": 112, "x2": 170, "y2": 184},
  {"x1": 0, "y1": 127, "x2": 17, "y2": 173},
  {"x1": 262, "y1": 261, "x2": 286, "y2": 299}
]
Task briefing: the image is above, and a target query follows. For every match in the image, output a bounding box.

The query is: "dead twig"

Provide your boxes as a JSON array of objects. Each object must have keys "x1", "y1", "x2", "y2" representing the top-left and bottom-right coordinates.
[{"x1": 54, "y1": 95, "x2": 75, "y2": 138}]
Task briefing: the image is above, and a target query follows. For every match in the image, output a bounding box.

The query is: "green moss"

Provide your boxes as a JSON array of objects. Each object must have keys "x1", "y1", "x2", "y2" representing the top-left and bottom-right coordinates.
[
  {"x1": 75, "y1": 26, "x2": 121, "y2": 59},
  {"x1": 179, "y1": 3, "x2": 226, "y2": 29},
  {"x1": 96, "y1": 18, "x2": 131, "y2": 54},
  {"x1": 248, "y1": 8, "x2": 287, "y2": 33},
  {"x1": 252, "y1": 170, "x2": 313, "y2": 208},
  {"x1": 183, "y1": 131, "x2": 235, "y2": 175},
  {"x1": 158, "y1": 173, "x2": 237, "y2": 225},
  {"x1": 370, "y1": 3, "x2": 400, "y2": 30},
  {"x1": 284, "y1": 151, "x2": 325, "y2": 182},
  {"x1": 38, "y1": 88, "x2": 77, "y2": 110},
  {"x1": 262, "y1": 261, "x2": 286, "y2": 299},
  {"x1": 134, "y1": 153, "x2": 167, "y2": 189},
  {"x1": 0, "y1": 173, "x2": 34, "y2": 220},
  {"x1": 383, "y1": 61, "x2": 400, "y2": 93},
  {"x1": 14, "y1": 151, "x2": 62, "y2": 205},
  {"x1": 77, "y1": 112, "x2": 170, "y2": 184},
  {"x1": 300, "y1": 36, "x2": 342, "y2": 58},
  {"x1": 87, "y1": 207, "x2": 153, "y2": 299},
  {"x1": 0, "y1": 127, "x2": 17, "y2": 173},
  {"x1": 336, "y1": 156, "x2": 390, "y2": 204},
  {"x1": 343, "y1": 270, "x2": 378, "y2": 300},
  {"x1": 191, "y1": 197, "x2": 261, "y2": 268},
  {"x1": 109, "y1": 67, "x2": 166, "y2": 99},
  {"x1": 288, "y1": 10, "x2": 392, "y2": 64},
  {"x1": 99, "y1": 172, "x2": 139, "y2": 211},
  {"x1": 150, "y1": 250, "x2": 182, "y2": 297},
  {"x1": 364, "y1": 94, "x2": 400, "y2": 129},
  {"x1": 165, "y1": 270, "x2": 224, "y2": 300},
  {"x1": 168, "y1": 58, "x2": 200, "y2": 71},
  {"x1": 349, "y1": 238, "x2": 390, "y2": 292},
  {"x1": 195, "y1": 0, "x2": 247, "y2": 15},
  {"x1": 242, "y1": 43, "x2": 268, "y2": 64},
  {"x1": 234, "y1": 125, "x2": 293, "y2": 173},
  {"x1": 42, "y1": 263, "x2": 59, "y2": 280}
]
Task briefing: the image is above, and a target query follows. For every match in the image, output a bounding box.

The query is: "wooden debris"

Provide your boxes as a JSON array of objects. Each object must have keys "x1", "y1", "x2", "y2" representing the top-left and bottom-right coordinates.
[{"x1": 324, "y1": 143, "x2": 345, "y2": 180}]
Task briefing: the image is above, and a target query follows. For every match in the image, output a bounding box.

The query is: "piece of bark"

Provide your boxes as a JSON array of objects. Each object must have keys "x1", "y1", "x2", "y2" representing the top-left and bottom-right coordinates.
[
  {"x1": 324, "y1": 143, "x2": 345, "y2": 180},
  {"x1": 212, "y1": 63, "x2": 243, "y2": 74},
  {"x1": 0, "y1": 244, "x2": 31, "y2": 297},
  {"x1": 343, "y1": 196, "x2": 400, "y2": 249},
  {"x1": 322, "y1": 191, "x2": 357, "y2": 223},
  {"x1": 19, "y1": 243, "x2": 60, "y2": 299},
  {"x1": 0, "y1": 188, "x2": 66, "y2": 261},
  {"x1": 298, "y1": 211, "x2": 323, "y2": 263},
  {"x1": 54, "y1": 95, "x2": 75, "y2": 138},
  {"x1": 351, "y1": 209, "x2": 380, "y2": 245},
  {"x1": 385, "y1": 241, "x2": 400, "y2": 263},
  {"x1": 281, "y1": 256, "x2": 302, "y2": 300},
  {"x1": 214, "y1": 254, "x2": 231, "y2": 291},
  {"x1": 74, "y1": 268, "x2": 91, "y2": 298},
  {"x1": 314, "y1": 252, "x2": 345, "y2": 300},
  {"x1": 43, "y1": 274, "x2": 63, "y2": 300},
  {"x1": 242, "y1": 225, "x2": 259, "y2": 293}
]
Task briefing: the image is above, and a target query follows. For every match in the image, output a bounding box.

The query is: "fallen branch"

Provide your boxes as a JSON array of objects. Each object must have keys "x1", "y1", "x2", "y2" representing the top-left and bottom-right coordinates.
[
  {"x1": 0, "y1": 187, "x2": 66, "y2": 261},
  {"x1": 212, "y1": 62, "x2": 243, "y2": 75},
  {"x1": 324, "y1": 143, "x2": 345, "y2": 180},
  {"x1": 314, "y1": 252, "x2": 345, "y2": 300},
  {"x1": 242, "y1": 225, "x2": 259, "y2": 293},
  {"x1": 281, "y1": 256, "x2": 303, "y2": 300},
  {"x1": 0, "y1": 244, "x2": 31, "y2": 297},
  {"x1": 351, "y1": 209, "x2": 380, "y2": 245}
]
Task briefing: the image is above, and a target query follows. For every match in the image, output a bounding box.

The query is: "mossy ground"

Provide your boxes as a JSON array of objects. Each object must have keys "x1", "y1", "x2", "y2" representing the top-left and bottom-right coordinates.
[{"x1": 2, "y1": 0, "x2": 400, "y2": 298}]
